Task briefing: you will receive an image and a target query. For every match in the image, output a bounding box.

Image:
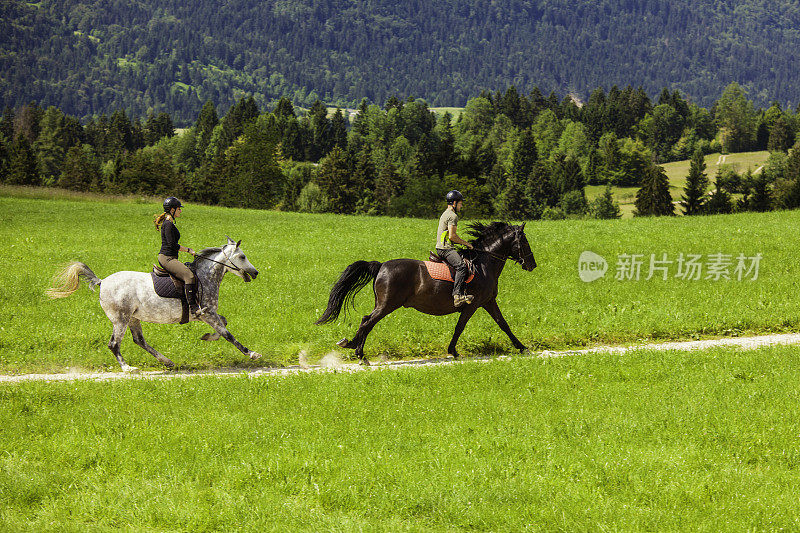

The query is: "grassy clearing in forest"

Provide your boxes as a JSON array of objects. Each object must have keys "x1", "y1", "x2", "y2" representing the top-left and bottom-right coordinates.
[
  {"x1": 2, "y1": 344, "x2": 800, "y2": 530},
  {"x1": 587, "y1": 151, "x2": 770, "y2": 217},
  {"x1": 0, "y1": 191, "x2": 795, "y2": 373}
]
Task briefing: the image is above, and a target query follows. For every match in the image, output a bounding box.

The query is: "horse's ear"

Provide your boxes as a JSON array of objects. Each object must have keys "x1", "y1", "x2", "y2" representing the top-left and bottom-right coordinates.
[
  {"x1": 226, "y1": 235, "x2": 235, "y2": 245},
  {"x1": 236, "y1": 240, "x2": 241, "y2": 248},
  {"x1": 520, "y1": 222, "x2": 526, "y2": 231}
]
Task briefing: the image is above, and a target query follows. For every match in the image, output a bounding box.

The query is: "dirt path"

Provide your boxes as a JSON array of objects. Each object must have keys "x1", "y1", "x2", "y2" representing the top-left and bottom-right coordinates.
[{"x1": 3, "y1": 333, "x2": 800, "y2": 384}]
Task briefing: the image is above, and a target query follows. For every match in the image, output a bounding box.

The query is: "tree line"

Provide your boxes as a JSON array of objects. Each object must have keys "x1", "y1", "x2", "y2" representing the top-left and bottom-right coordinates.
[{"x1": 2, "y1": 82, "x2": 800, "y2": 220}]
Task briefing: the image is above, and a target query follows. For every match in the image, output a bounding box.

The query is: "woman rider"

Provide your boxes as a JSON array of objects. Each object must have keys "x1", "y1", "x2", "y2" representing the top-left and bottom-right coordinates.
[{"x1": 154, "y1": 197, "x2": 203, "y2": 317}]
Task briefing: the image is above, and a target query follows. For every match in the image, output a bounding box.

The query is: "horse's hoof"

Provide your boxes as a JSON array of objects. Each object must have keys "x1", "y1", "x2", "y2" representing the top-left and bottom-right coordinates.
[
  {"x1": 200, "y1": 332, "x2": 218, "y2": 341},
  {"x1": 249, "y1": 351, "x2": 262, "y2": 360},
  {"x1": 163, "y1": 359, "x2": 175, "y2": 368},
  {"x1": 359, "y1": 359, "x2": 370, "y2": 366},
  {"x1": 336, "y1": 338, "x2": 349, "y2": 348}
]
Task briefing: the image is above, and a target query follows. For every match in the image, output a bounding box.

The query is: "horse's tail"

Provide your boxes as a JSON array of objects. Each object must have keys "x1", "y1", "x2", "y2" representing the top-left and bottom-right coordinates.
[
  {"x1": 46, "y1": 262, "x2": 102, "y2": 299},
  {"x1": 315, "y1": 260, "x2": 382, "y2": 325}
]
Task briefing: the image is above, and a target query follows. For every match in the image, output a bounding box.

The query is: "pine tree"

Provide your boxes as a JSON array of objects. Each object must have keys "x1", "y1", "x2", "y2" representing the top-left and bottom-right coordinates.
[
  {"x1": 58, "y1": 145, "x2": 101, "y2": 191},
  {"x1": 195, "y1": 101, "x2": 219, "y2": 159},
  {"x1": 34, "y1": 106, "x2": 66, "y2": 186},
  {"x1": 748, "y1": 173, "x2": 772, "y2": 212},
  {"x1": 634, "y1": 162, "x2": 674, "y2": 216},
  {"x1": 590, "y1": 185, "x2": 622, "y2": 219},
  {"x1": 704, "y1": 171, "x2": 734, "y2": 214},
  {"x1": 308, "y1": 100, "x2": 331, "y2": 161},
  {"x1": 510, "y1": 129, "x2": 537, "y2": 183},
  {"x1": 681, "y1": 149, "x2": 709, "y2": 215},
  {"x1": 585, "y1": 148, "x2": 602, "y2": 185},
  {"x1": 374, "y1": 161, "x2": 402, "y2": 214},
  {"x1": 315, "y1": 146, "x2": 353, "y2": 213},
  {"x1": 7, "y1": 135, "x2": 39, "y2": 185},
  {"x1": 329, "y1": 108, "x2": 348, "y2": 152},
  {"x1": 220, "y1": 115, "x2": 283, "y2": 209},
  {"x1": 495, "y1": 171, "x2": 531, "y2": 220},
  {"x1": 767, "y1": 116, "x2": 794, "y2": 153}
]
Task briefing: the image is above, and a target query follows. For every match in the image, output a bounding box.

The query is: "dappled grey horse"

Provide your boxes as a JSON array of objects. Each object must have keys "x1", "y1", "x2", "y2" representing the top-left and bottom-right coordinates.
[{"x1": 48, "y1": 237, "x2": 261, "y2": 371}]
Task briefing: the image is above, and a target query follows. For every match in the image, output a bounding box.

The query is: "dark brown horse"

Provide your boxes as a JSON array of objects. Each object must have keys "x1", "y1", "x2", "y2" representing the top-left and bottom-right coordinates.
[{"x1": 315, "y1": 222, "x2": 536, "y2": 364}]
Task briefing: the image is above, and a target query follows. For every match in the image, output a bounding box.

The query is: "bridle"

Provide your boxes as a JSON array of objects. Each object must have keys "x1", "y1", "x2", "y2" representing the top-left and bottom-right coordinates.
[
  {"x1": 472, "y1": 229, "x2": 533, "y2": 266},
  {"x1": 193, "y1": 245, "x2": 242, "y2": 272}
]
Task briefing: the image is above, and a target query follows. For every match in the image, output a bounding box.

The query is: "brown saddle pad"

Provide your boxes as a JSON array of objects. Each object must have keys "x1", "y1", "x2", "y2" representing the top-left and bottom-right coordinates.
[{"x1": 424, "y1": 251, "x2": 475, "y2": 283}]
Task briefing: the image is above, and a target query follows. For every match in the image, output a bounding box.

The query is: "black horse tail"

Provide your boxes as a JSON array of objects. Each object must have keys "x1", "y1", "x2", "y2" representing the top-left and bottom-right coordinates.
[{"x1": 315, "y1": 260, "x2": 382, "y2": 325}]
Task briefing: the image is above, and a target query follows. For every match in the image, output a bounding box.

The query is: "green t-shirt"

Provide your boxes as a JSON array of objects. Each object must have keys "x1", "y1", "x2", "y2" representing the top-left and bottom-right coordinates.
[{"x1": 436, "y1": 208, "x2": 459, "y2": 250}]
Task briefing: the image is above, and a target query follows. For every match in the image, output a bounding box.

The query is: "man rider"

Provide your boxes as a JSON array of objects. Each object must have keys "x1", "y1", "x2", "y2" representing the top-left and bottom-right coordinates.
[{"x1": 435, "y1": 190, "x2": 474, "y2": 307}]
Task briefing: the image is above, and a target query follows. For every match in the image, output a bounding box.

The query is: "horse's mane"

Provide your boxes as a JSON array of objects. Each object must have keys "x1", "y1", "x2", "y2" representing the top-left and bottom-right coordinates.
[
  {"x1": 187, "y1": 247, "x2": 222, "y2": 269},
  {"x1": 466, "y1": 221, "x2": 514, "y2": 247}
]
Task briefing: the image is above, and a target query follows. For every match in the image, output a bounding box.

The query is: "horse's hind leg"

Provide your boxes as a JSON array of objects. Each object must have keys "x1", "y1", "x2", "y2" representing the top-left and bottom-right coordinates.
[
  {"x1": 108, "y1": 318, "x2": 137, "y2": 372},
  {"x1": 129, "y1": 318, "x2": 175, "y2": 368},
  {"x1": 342, "y1": 302, "x2": 399, "y2": 366}
]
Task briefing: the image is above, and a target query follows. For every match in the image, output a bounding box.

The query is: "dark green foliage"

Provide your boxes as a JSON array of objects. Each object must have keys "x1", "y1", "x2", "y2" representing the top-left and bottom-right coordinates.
[
  {"x1": 7, "y1": 134, "x2": 39, "y2": 185},
  {"x1": 681, "y1": 149, "x2": 709, "y2": 215},
  {"x1": 58, "y1": 145, "x2": 101, "y2": 191},
  {"x1": 704, "y1": 172, "x2": 734, "y2": 215},
  {"x1": 590, "y1": 185, "x2": 622, "y2": 219},
  {"x1": 4, "y1": 1, "x2": 800, "y2": 123},
  {"x1": 314, "y1": 147, "x2": 353, "y2": 214},
  {"x1": 767, "y1": 116, "x2": 794, "y2": 153},
  {"x1": 219, "y1": 116, "x2": 283, "y2": 209},
  {"x1": 634, "y1": 163, "x2": 674, "y2": 217}
]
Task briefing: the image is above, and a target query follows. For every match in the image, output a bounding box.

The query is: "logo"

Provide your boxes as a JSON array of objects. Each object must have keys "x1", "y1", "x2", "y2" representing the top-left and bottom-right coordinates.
[{"x1": 578, "y1": 251, "x2": 607, "y2": 282}]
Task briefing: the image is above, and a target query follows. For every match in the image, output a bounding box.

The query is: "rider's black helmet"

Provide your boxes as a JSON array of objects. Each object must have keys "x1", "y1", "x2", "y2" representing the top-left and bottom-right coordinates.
[
  {"x1": 446, "y1": 190, "x2": 463, "y2": 204},
  {"x1": 163, "y1": 197, "x2": 182, "y2": 213}
]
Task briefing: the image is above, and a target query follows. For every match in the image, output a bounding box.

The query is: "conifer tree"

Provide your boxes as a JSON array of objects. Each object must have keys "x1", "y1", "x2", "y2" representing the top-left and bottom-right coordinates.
[
  {"x1": 58, "y1": 145, "x2": 101, "y2": 191},
  {"x1": 590, "y1": 185, "x2": 622, "y2": 219},
  {"x1": 681, "y1": 149, "x2": 709, "y2": 215},
  {"x1": 704, "y1": 170, "x2": 733, "y2": 214},
  {"x1": 7, "y1": 134, "x2": 39, "y2": 185},
  {"x1": 634, "y1": 162, "x2": 674, "y2": 216},
  {"x1": 195, "y1": 101, "x2": 219, "y2": 159}
]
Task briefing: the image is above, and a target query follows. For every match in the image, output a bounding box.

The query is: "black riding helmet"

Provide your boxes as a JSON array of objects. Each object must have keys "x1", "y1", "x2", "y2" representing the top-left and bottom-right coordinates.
[
  {"x1": 163, "y1": 197, "x2": 182, "y2": 213},
  {"x1": 446, "y1": 190, "x2": 463, "y2": 204}
]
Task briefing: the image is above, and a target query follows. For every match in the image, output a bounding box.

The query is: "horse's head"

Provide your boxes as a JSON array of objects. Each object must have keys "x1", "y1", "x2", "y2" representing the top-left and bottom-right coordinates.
[
  {"x1": 510, "y1": 223, "x2": 536, "y2": 271},
  {"x1": 222, "y1": 236, "x2": 259, "y2": 282}
]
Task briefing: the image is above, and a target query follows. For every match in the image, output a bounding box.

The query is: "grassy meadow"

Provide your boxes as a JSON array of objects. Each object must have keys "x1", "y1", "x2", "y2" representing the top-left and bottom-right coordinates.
[
  {"x1": 0, "y1": 187, "x2": 797, "y2": 373},
  {"x1": 2, "y1": 344, "x2": 800, "y2": 530},
  {"x1": 586, "y1": 151, "x2": 770, "y2": 217}
]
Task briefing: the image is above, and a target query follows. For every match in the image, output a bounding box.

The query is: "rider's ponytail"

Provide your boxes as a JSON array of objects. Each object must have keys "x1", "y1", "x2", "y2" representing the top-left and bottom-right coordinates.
[{"x1": 154, "y1": 212, "x2": 169, "y2": 230}]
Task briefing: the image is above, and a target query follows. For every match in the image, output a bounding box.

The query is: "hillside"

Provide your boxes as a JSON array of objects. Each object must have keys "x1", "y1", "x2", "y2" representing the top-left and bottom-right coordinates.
[{"x1": 2, "y1": 0, "x2": 800, "y2": 123}]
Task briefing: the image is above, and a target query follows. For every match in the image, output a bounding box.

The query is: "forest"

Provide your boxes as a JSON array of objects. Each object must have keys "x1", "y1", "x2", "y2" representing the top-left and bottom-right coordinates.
[
  {"x1": 3, "y1": 0, "x2": 800, "y2": 124},
  {"x1": 3, "y1": 82, "x2": 800, "y2": 220}
]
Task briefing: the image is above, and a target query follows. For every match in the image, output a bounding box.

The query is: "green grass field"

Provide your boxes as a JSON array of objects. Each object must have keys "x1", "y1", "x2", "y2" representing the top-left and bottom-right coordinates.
[
  {"x1": 2, "y1": 344, "x2": 800, "y2": 530},
  {"x1": 586, "y1": 151, "x2": 770, "y2": 218},
  {"x1": 0, "y1": 188, "x2": 797, "y2": 373}
]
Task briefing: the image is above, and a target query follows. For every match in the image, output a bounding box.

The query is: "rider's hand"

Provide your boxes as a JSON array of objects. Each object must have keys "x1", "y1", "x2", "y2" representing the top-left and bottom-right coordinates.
[
  {"x1": 187, "y1": 248, "x2": 195, "y2": 256},
  {"x1": 467, "y1": 243, "x2": 474, "y2": 249}
]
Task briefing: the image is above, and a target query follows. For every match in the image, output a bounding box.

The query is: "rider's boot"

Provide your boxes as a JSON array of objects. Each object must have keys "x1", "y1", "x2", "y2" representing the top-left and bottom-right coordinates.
[{"x1": 185, "y1": 284, "x2": 204, "y2": 317}]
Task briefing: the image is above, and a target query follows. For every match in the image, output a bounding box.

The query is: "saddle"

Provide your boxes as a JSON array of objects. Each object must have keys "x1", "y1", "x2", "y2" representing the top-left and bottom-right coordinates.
[
  {"x1": 151, "y1": 263, "x2": 195, "y2": 324},
  {"x1": 425, "y1": 250, "x2": 475, "y2": 284}
]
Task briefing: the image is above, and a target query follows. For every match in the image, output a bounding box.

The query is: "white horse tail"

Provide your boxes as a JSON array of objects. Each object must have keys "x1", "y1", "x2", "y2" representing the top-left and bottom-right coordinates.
[{"x1": 46, "y1": 262, "x2": 102, "y2": 299}]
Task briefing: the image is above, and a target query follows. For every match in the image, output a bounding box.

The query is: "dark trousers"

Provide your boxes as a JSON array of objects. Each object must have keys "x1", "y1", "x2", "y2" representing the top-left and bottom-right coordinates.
[{"x1": 437, "y1": 248, "x2": 467, "y2": 296}]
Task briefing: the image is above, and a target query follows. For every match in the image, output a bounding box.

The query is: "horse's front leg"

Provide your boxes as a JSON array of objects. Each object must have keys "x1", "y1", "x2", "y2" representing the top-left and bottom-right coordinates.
[
  {"x1": 201, "y1": 311, "x2": 261, "y2": 360},
  {"x1": 448, "y1": 306, "x2": 477, "y2": 358},
  {"x1": 483, "y1": 299, "x2": 526, "y2": 352}
]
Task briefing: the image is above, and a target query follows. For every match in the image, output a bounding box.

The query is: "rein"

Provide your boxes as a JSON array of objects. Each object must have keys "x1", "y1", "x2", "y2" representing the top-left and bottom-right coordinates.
[{"x1": 193, "y1": 249, "x2": 242, "y2": 271}]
